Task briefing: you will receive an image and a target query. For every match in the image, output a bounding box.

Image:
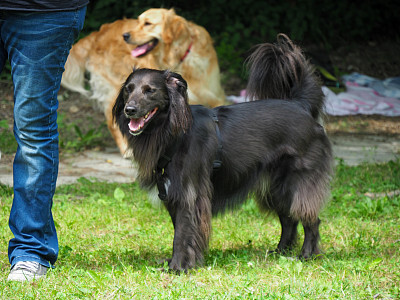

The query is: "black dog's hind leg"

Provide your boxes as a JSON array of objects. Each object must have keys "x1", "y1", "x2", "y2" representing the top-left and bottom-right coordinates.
[
  {"x1": 255, "y1": 174, "x2": 299, "y2": 255},
  {"x1": 273, "y1": 214, "x2": 299, "y2": 254},
  {"x1": 300, "y1": 218, "x2": 321, "y2": 259}
]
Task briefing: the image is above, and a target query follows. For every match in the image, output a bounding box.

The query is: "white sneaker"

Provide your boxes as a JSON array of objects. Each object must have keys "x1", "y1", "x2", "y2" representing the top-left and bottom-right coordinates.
[{"x1": 7, "y1": 261, "x2": 49, "y2": 282}]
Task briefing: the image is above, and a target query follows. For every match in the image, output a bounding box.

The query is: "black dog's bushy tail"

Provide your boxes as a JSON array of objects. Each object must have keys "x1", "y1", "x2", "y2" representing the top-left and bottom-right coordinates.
[{"x1": 245, "y1": 34, "x2": 324, "y2": 120}]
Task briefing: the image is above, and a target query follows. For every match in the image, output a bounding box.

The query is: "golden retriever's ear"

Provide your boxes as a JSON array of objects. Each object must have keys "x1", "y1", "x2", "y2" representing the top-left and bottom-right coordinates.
[
  {"x1": 167, "y1": 8, "x2": 176, "y2": 16},
  {"x1": 162, "y1": 13, "x2": 189, "y2": 44}
]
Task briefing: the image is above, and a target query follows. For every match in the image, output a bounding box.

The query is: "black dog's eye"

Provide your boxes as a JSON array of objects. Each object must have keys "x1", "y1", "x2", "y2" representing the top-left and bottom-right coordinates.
[
  {"x1": 142, "y1": 85, "x2": 155, "y2": 94},
  {"x1": 144, "y1": 21, "x2": 152, "y2": 26},
  {"x1": 123, "y1": 83, "x2": 134, "y2": 100},
  {"x1": 125, "y1": 83, "x2": 134, "y2": 94}
]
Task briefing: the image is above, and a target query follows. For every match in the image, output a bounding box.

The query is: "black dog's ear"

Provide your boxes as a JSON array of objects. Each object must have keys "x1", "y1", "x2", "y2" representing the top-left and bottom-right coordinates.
[
  {"x1": 165, "y1": 71, "x2": 192, "y2": 135},
  {"x1": 112, "y1": 73, "x2": 132, "y2": 125},
  {"x1": 112, "y1": 88, "x2": 124, "y2": 123},
  {"x1": 166, "y1": 71, "x2": 188, "y2": 96}
]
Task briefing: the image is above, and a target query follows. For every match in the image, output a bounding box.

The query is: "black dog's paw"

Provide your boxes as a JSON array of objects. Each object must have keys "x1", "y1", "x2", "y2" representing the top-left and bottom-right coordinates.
[
  {"x1": 267, "y1": 249, "x2": 280, "y2": 256},
  {"x1": 156, "y1": 258, "x2": 188, "y2": 274},
  {"x1": 157, "y1": 258, "x2": 172, "y2": 265},
  {"x1": 267, "y1": 247, "x2": 295, "y2": 257},
  {"x1": 156, "y1": 258, "x2": 172, "y2": 272},
  {"x1": 298, "y1": 252, "x2": 324, "y2": 261},
  {"x1": 298, "y1": 246, "x2": 324, "y2": 261},
  {"x1": 167, "y1": 261, "x2": 188, "y2": 274}
]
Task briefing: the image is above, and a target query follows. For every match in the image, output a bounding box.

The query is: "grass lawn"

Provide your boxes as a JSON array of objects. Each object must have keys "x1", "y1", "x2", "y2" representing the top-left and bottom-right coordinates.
[{"x1": 0, "y1": 159, "x2": 399, "y2": 299}]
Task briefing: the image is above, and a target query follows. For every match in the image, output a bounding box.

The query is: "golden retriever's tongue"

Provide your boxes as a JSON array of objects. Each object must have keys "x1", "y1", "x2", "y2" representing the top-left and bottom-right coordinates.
[
  {"x1": 131, "y1": 44, "x2": 150, "y2": 57},
  {"x1": 129, "y1": 117, "x2": 144, "y2": 132}
]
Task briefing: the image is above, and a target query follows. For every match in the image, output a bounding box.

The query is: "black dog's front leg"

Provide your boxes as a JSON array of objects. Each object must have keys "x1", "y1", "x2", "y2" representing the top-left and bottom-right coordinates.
[
  {"x1": 169, "y1": 209, "x2": 197, "y2": 272},
  {"x1": 166, "y1": 197, "x2": 211, "y2": 272}
]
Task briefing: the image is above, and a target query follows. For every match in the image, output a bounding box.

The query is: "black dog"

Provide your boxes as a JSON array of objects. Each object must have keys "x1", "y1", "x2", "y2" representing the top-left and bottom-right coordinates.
[{"x1": 113, "y1": 34, "x2": 333, "y2": 272}]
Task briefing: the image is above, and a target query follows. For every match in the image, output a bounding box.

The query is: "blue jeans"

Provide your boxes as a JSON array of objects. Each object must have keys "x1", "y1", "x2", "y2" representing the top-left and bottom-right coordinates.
[{"x1": 0, "y1": 7, "x2": 86, "y2": 268}]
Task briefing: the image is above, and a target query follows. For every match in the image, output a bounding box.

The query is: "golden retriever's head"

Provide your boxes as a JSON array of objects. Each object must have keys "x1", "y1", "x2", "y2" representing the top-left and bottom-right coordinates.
[{"x1": 123, "y1": 8, "x2": 191, "y2": 64}]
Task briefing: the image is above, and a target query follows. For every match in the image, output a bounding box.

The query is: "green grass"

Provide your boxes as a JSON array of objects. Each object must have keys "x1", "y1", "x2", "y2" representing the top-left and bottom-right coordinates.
[{"x1": 0, "y1": 160, "x2": 399, "y2": 299}]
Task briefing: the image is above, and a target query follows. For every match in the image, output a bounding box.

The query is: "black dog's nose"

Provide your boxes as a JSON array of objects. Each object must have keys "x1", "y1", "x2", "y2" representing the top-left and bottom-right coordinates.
[
  {"x1": 122, "y1": 32, "x2": 130, "y2": 42},
  {"x1": 125, "y1": 105, "x2": 137, "y2": 116}
]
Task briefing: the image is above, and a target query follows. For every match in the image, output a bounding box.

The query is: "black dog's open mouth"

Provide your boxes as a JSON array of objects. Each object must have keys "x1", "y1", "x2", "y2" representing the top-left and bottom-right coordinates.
[
  {"x1": 131, "y1": 39, "x2": 159, "y2": 57},
  {"x1": 128, "y1": 107, "x2": 159, "y2": 135}
]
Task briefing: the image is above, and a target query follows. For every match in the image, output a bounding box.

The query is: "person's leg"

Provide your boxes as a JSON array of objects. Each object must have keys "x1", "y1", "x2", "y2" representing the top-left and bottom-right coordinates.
[{"x1": 2, "y1": 8, "x2": 86, "y2": 272}]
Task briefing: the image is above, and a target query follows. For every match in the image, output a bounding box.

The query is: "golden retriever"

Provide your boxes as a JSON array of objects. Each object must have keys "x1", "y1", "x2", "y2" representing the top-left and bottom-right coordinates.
[
  {"x1": 61, "y1": 8, "x2": 226, "y2": 156},
  {"x1": 123, "y1": 8, "x2": 225, "y2": 107}
]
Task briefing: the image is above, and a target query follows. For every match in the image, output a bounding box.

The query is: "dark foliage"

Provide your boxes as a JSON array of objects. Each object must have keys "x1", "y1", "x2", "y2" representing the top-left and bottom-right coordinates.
[
  {"x1": 84, "y1": 0, "x2": 399, "y2": 78},
  {"x1": 2, "y1": 0, "x2": 398, "y2": 82}
]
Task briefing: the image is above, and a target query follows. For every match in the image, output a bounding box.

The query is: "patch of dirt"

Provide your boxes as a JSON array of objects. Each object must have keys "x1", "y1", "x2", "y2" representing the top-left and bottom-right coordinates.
[{"x1": 325, "y1": 115, "x2": 400, "y2": 136}]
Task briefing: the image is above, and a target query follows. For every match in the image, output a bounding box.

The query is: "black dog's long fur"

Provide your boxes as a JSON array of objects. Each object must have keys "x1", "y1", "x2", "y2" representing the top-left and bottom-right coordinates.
[{"x1": 113, "y1": 34, "x2": 333, "y2": 272}]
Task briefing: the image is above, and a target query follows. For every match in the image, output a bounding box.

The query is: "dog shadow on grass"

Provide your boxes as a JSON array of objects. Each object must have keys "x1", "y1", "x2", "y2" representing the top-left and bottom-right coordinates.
[{"x1": 57, "y1": 242, "x2": 323, "y2": 273}]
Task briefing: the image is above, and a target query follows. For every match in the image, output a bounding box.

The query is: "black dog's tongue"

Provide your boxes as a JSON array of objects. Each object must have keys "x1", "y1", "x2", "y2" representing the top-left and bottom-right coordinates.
[
  {"x1": 129, "y1": 117, "x2": 145, "y2": 132},
  {"x1": 128, "y1": 107, "x2": 159, "y2": 133}
]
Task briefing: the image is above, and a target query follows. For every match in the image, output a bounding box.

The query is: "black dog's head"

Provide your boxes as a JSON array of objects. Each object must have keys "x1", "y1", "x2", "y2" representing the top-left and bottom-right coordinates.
[{"x1": 113, "y1": 68, "x2": 192, "y2": 137}]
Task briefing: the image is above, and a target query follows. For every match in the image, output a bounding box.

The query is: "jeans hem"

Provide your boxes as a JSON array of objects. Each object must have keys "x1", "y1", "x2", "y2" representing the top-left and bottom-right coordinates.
[{"x1": 11, "y1": 255, "x2": 52, "y2": 269}]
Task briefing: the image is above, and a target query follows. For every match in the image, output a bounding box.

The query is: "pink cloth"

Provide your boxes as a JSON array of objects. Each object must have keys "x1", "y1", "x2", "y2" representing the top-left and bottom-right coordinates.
[
  {"x1": 227, "y1": 83, "x2": 400, "y2": 116},
  {"x1": 323, "y1": 82, "x2": 400, "y2": 116}
]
